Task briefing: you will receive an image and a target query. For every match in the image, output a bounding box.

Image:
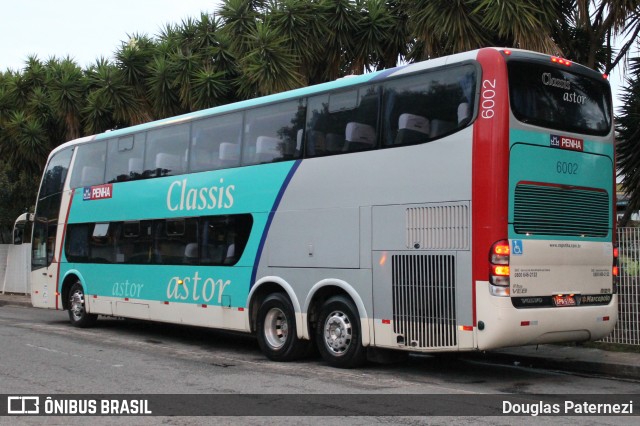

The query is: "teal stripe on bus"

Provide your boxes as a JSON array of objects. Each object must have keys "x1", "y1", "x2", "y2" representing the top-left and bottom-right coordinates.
[{"x1": 62, "y1": 161, "x2": 299, "y2": 307}]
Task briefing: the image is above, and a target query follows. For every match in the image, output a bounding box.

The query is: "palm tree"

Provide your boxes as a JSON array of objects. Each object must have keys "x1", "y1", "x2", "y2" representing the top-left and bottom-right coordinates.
[
  {"x1": 115, "y1": 34, "x2": 156, "y2": 123},
  {"x1": 404, "y1": 0, "x2": 560, "y2": 61},
  {"x1": 84, "y1": 57, "x2": 147, "y2": 133},
  {"x1": 315, "y1": 0, "x2": 360, "y2": 81},
  {"x1": 3, "y1": 110, "x2": 49, "y2": 174},
  {"x1": 553, "y1": 0, "x2": 640, "y2": 73},
  {"x1": 616, "y1": 57, "x2": 640, "y2": 226},
  {"x1": 45, "y1": 57, "x2": 86, "y2": 141},
  {"x1": 268, "y1": 0, "x2": 327, "y2": 84}
]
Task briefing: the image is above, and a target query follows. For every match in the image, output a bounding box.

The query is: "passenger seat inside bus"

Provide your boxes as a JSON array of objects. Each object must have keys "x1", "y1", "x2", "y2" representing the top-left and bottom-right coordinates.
[
  {"x1": 80, "y1": 166, "x2": 103, "y2": 187},
  {"x1": 219, "y1": 143, "x2": 240, "y2": 168},
  {"x1": 128, "y1": 158, "x2": 143, "y2": 178},
  {"x1": 395, "y1": 113, "x2": 429, "y2": 145},
  {"x1": 325, "y1": 133, "x2": 345, "y2": 154},
  {"x1": 155, "y1": 153, "x2": 183, "y2": 176},
  {"x1": 255, "y1": 136, "x2": 282, "y2": 163},
  {"x1": 306, "y1": 130, "x2": 325, "y2": 156},
  {"x1": 344, "y1": 122, "x2": 375, "y2": 152},
  {"x1": 183, "y1": 243, "x2": 198, "y2": 264},
  {"x1": 429, "y1": 119, "x2": 455, "y2": 138},
  {"x1": 457, "y1": 102, "x2": 470, "y2": 126}
]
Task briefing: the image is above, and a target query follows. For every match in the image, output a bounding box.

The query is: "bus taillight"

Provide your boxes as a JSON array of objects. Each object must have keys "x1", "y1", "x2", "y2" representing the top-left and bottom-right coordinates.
[
  {"x1": 489, "y1": 240, "x2": 510, "y2": 296},
  {"x1": 613, "y1": 245, "x2": 619, "y2": 293}
]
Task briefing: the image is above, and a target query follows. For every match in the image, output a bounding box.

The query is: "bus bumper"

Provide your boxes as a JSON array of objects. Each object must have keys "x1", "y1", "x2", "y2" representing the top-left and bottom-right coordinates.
[{"x1": 475, "y1": 281, "x2": 618, "y2": 350}]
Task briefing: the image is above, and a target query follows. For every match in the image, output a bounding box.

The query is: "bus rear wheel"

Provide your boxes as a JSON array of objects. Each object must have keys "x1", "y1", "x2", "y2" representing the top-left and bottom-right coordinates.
[
  {"x1": 68, "y1": 282, "x2": 97, "y2": 328},
  {"x1": 316, "y1": 295, "x2": 366, "y2": 368},
  {"x1": 256, "y1": 293, "x2": 308, "y2": 361}
]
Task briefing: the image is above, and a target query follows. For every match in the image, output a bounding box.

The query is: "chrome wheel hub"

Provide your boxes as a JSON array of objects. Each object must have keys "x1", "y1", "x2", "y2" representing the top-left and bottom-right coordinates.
[
  {"x1": 264, "y1": 307, "x2": 288, "y2": 349},
  {"x1": 323, "y1": 310, "x2": 352, "y2": 355}
]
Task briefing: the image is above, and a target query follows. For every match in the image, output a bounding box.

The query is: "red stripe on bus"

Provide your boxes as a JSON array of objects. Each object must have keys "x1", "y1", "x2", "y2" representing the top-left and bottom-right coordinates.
[{"x1": 472, "y1": 49, "x2": 510, "y2": 325}]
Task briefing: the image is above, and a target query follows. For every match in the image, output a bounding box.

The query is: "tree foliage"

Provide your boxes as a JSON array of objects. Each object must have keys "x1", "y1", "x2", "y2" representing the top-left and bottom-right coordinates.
[{"x1": 616, "y1": 58, "x2": 640, "y2": 226}]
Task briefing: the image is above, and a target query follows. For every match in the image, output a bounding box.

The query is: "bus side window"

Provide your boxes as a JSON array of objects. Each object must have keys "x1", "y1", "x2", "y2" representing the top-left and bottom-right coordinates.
[
  {"x1": 144, "y1": 124, "x2": 189, "y2": 177},
  {"x1": 106, "y1": 134, "x2": 145, "y2": 183},
  {"x1": 190, "y1": 113, "x2": 243, "y2": 172},
  {"x1": 70, "y1": 142, "x2": 107, "y2": 188},
  {"x1": 200, "y1": 214, "x2": 253, "y2": 266},
  {"x1": 242, "y1": 100, "x2": 305, "y2": 166},
  {"x1": 65, "y1": 223, "x2": 90, "y2": 262},
  {"x1": 306, "y1": 86, "x2": 378, "y2": 157},
  {"x1": 382, "y1": 64, "x2": 477, "y2": 147}
]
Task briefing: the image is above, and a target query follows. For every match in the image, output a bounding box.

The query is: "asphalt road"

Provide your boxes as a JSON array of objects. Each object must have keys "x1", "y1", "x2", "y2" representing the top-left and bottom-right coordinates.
[{"x1": 0, "y1": 305, "x2": 638, "y2": 425}]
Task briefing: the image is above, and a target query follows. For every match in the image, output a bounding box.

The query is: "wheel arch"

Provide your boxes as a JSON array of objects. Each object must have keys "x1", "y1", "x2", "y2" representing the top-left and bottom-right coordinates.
[
  {"x1": 60, "y1": 269, "x2": 86, "y2": 311},
  {"x1": 304, "y1": 279, "x2": 371, "y2": 347},
  {"x1": 247, "y1": 276, "x2": 303, "y2": 337}
]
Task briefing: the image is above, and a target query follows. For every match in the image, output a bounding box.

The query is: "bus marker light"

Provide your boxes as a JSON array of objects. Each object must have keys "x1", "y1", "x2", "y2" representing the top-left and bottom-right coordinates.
[
  {"x1": 93, "y1": 295, "x2": 98, "y2": 298},
  {"x1": 551, "y1": 56, "x2": 572, "y2": 66},
  {"x1": 458, "y1": 325, "x2": 473, "y2": 331},
  {"x1": 521, "y1": 321, "x2": 530, "y2": 326},
  {"x1": 201, "y1": 304, "x2": 207, "y2": 308},
  {"x1": 503, "y1": 49, "x2": 512, "y2": 56},
  {"x1": 124, "y1": 298, "x2": 129, "y2": 301},
  {"x1": 382, "y1": 319, "x2": 391, "y2": 324},
  {"x1": 492, "y1": 265, "x2": 510, "y2": 276},
  {"x1": 238, "y1": 307, "x2": 245, "y2": 311},
  {"x1": 163, "y1": 301, "x2": 169, "y2": 305},
  {"x1": 177, "y1": 279, "x2": 184, "y2": 285}
]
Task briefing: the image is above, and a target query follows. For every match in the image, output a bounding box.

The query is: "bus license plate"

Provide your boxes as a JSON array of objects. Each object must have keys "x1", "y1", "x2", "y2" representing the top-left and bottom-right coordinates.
[{"x1": 553, "y1": 295, "x2": 576, "y2": 307}]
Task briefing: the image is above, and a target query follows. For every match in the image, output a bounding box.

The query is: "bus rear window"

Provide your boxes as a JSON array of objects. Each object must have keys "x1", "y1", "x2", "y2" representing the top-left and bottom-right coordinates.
[{"x1": 508, "y1": 61, "x2": 612, "y2": 136}]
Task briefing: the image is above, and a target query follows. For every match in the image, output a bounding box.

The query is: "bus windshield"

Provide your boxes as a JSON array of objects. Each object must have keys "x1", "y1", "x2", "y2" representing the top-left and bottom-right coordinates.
[{"x1": 507, "y1": 60, "x2": 612, "y2": 136}]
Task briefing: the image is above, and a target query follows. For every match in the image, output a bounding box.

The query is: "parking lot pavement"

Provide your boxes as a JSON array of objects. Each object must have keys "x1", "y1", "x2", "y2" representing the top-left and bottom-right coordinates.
[{"x1": 2, "y1": 292, "x2": 639, "y2": 379}]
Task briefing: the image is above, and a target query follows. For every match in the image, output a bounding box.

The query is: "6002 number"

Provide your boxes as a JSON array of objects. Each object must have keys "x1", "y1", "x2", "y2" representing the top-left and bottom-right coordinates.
[
  {"x1": 481, "y1": 79, "x2": 496, "y2": 119},
  {"x1": 556, "y1": 161, "x2": 578, "y2": 175}
]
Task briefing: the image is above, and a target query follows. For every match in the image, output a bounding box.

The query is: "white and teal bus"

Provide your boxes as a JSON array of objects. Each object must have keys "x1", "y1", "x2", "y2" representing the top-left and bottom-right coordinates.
[{"x1": 29, "y1": 48, "x2": 617, "y2": 368}]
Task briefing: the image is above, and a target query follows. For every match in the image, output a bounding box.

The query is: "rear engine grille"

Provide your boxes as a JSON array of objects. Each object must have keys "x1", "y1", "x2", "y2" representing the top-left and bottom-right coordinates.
[
  {"x1": 392, "y1": 255, "x2": 457, "y2": 348},
  {"x1": 513, "y1": 183, "x2": 609, "y2": 237}
]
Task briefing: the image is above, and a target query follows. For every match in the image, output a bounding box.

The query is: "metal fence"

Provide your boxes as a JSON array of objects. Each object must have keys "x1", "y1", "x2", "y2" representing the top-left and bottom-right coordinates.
[{"x1": 601, "y1": 227, "x2": 640, "y2": 345}]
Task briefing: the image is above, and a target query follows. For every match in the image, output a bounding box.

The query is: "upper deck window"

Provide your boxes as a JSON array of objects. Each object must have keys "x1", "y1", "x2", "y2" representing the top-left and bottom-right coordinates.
[{"x1": 508, "y1": 61, "x2": 612, "y2": 136}]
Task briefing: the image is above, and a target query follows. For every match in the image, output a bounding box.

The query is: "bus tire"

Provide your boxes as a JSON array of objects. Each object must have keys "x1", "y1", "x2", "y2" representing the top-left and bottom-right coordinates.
[
  {"x1": 256, "y1": 293, "x2": 308, "y2": 361},
  {"x1": 316, "y1": 295, "x2": 366, "y2": 368},
  {"x1": 68, "y1": 281, "x2": 97, "y2": 328}
]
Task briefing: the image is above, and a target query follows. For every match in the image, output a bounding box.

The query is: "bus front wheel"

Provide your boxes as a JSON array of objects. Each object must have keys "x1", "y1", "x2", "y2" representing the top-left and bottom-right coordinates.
[
  {"x1": 68, "y1": 282, "x2": 97, "y2": 328},
  {"x1": 316, "y1": 295, "x2": 366, "y2": 368},
  {"x1": 256, "y1": 293, "x2": 308, "y2": 361}
]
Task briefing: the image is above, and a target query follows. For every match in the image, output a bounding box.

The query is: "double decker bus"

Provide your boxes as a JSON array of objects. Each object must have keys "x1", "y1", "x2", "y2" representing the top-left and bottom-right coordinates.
[{"x1": 29, "y1": 48, "x2": 617, "y2": 368}]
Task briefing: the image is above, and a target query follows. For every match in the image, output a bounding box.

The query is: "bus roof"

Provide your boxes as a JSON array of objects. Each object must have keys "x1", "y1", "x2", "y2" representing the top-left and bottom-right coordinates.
[{"x1": 48, "y1": 47, "x2": 603, "y2": 159}]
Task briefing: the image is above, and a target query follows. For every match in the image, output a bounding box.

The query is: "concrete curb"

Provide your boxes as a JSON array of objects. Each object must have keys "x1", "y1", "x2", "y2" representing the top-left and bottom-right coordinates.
[{"x1": 472, "y1": 345, "x2": 640, "y2": 381}]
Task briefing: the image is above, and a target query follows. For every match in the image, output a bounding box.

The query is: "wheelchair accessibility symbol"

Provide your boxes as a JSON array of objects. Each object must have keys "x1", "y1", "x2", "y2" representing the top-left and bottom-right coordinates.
[{"x1": 511, "y1": 240, "x2": 523, "y2": 255}]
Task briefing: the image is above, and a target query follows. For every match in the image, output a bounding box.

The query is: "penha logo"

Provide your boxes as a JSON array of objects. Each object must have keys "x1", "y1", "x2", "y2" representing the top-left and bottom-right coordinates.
[
  {"x1": 83, "y1": 184, "x2": 113, "y2": 201},
  {"x1": 550, "y1": 134, "x2": 583, "y2": 152}
]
